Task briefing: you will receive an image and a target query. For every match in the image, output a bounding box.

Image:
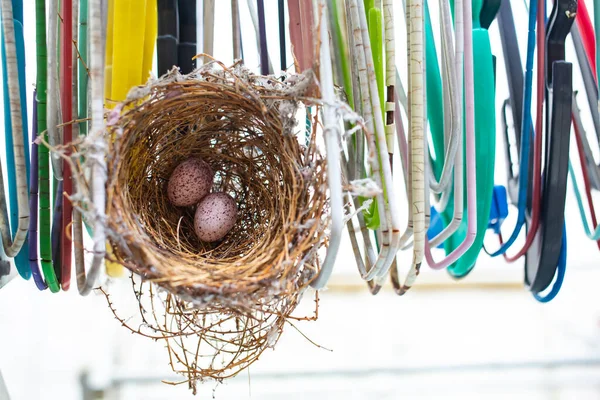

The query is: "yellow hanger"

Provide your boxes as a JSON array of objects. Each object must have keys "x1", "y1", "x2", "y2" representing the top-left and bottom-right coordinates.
[{"x1": 105, "y1": 0, "x2": 157, "y2": 277}]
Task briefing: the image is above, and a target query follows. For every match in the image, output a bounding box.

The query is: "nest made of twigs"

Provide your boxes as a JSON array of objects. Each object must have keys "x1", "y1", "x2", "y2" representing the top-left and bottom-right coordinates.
[
  {"x1": 67, "y1": 61, "x2": 331, "y2": 384},
  {"x1": 106, "y1": 63, "x2": 328, "y2": 305}
]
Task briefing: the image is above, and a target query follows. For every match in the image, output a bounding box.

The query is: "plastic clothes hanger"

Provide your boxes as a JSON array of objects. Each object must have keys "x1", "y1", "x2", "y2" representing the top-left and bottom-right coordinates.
[
  {"x1": 576, "y1": 0, "x2": 596, "y2": 79},
  {"x1": 104, "y1": 0, "x2": 156, "y2": 278},
  {"x1": 424, "y1": 0, "x2": 460, "y2": 197},
  {"x1": 157, "y1": 0, "x2": 178, "y2": 76},
  {"x1": 47, "y1": 0, "x2": 63, "y2": 182},
  {"x1": 78, "y1": 0, "x2": 88, "y2": 136},
  {"x1": 424, "y1": 0, "x2": 465, "y2": 253},
  {"x1": 479, "y1": 0, "x2": 501, "y2": 29},
  {"x1": 525, "y1": 0, "x2": 575, "y2": 293},
  {"x1": 484, "y1": 0, "x2": 539, "y2": 258},
  {"x1": 487, "y1": 0, "x2": 546, "y2": 264},
  {"x1": 327, "y1": 0, "x2": 402, "y2": 285},
  {"x1": 594, "y1": 0, "x2": 600, "y2": 108},
  {"x1": 246, "y1": 0, "x2": 273, "y2": 73},
  {"x1": 50, "y1": 178, "x2": 62, "y2": 285},
  {"x1": 157, "y1": 0, "x2": 195, "y2": 75},
  {"x1": 497, "y1": 0, "x2": 532, "y2": 204},
  {"x1": 232, "y1": 0, "x2": 242, "y2": 60},
  {"x1": 177, "y1": 0, "x2": 196, "y2": 74},
  {"x1": 310, "y1": 0, "x2": 343, "y2": 289},
  {"x1": 389, "y1": 0, "x2": 425, "y2": 293},
  {"x1": 421, "y1": 0, "x2": 465, "y2": 255},
  {"x1": 571, "y1": 25, "x2": 600, "y2": 189},
  {"x1": 533, "y1": 224, "x2": 566, "y2": 302},
  {"x1": 569, "y1": 95, "x2": 600, "y2": 242},
  {"x1": 60, "y1": 0, "x2": 74, "y2": 290},
  {"x1": 76, "y1": 0, "x2": 107, "y2": 296},
  {"x1": 257, "y1": 0, "x2": 269, "y2": 75},
  {"x1": 572, "y1": 13, "x2": 600, "y2": 152},
  {"x1": 35, "y1": 0, "x2": 59, "y2": 290},
  {"x1": 287, "y1": 0, "x2": 311, "y2": 72},
  {"x1": 437, "y1": 0, "x2": 495, "y2": 277},
  {"x1": 278, "y1": 0, "x2": 286, "y2": 70},
  {"x1": 29, "y1": 92, "x2": 47, "y2": 290},
  {"x1": 423, "y1": 0, "x2": 480, "y2": 271},
  {"x1": 1, "y1": 0, "x2": 30, "y2": 279},
  {"x1": 0, "y1": 0, "x2": 30, "y2": 278},
  {"x1": 204, "y1": 0, "x2": 215, "y2": 63}
]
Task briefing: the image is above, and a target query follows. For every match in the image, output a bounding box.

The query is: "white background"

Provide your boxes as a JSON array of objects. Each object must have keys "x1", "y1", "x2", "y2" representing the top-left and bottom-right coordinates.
[{"x1": 1, "y1": 0, "x2": 600, "y2": 399}]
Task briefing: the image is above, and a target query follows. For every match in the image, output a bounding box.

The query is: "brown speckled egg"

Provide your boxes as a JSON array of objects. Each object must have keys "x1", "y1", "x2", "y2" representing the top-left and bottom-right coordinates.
[
  {"x1": 194, "y1": 192, "x2": 238, "y2": 242},
  {"x1": 167, "y1": 158, "x2": 214, "y2": 207}
]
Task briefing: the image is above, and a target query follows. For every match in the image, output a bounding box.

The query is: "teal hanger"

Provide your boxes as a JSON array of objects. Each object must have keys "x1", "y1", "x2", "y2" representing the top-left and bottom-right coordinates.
[{"x1": 1, "y1": 0, "x2": 31, "y2": 279}]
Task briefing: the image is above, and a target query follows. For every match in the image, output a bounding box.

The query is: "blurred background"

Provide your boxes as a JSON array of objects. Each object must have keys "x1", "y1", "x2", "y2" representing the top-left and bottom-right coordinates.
[{"x1": 1, "y1": 0, "x2": 600, "y2": 399}]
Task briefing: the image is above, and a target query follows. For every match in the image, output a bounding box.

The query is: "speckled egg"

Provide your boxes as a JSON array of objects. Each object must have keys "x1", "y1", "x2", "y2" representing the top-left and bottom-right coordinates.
[
  {"x1": 167, "y1": 158, "x2": 214, "y2": 207},
  {"x1": 194, "y1": 192, "x2": 238, "y2": 242}
]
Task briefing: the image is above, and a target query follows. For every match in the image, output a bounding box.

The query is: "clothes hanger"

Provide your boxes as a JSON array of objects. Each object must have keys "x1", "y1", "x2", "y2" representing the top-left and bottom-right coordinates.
[
  {"x1": 157, "y1": 0, "x2": 178, "y2": 76},
  {"x1": 78, "y1": 0, "x2": 88, "y2": 136},
  {"x1": 232, "y1": 0, "x2": 242, "y2": 61},
  {"x1": 177, "y1": 0, "x2": 196, "y2": 74},
  {"x1": 594, "y1": 0, "x2": 600, "y2": 109},
  {"x1": 278, "y1": 0, "x2": 286, "y2": 70},
  {"x1": 0, "y1": 176, "x2": 9, "y2": 280},
  {"x1": 479, "y1": 0, "x2": 501, "y2": 29},
  {"x1": 204, "y1": 0, "x2": 215, "y2": 63},
  {"x1": 571, "y1": 100, "x2": 600, "y2": 237},
  {"x1": 423, "y1": 0, "x2": 464, "y2": 262},
  {"x1": 76, "y1": 0, "x2": 107, "y2": 296},
  {"x1": 421, "y1": 0, "x2": 465, "y2": 255},
  {"x1": 69, "y1": 0, "x2": 87, "y2": 293},
  {"x1": 497, "y1": 0, "x2": 531, "y2": 204},
  {"x1": 34, "y1": 0, "x2": 59, "y2": 291},
  {"x1": 320, "y1": 0, "x2": 402, "y2": 287},
  {"x1": 47, "y1": 0, "x2": 63, "y2": 182},
  {"x1": 1, "y1": 0, "x2": 31, "y2": 279},
  {"x1": 524, "y1": 0, "x2": 575, "y2": 294},
  {"x1": 483, "y1": 0, "x2": 540, "y2": 259},
  {"x1": 533, "y1": 224, "x2": 566, "y2": 302},
  {"x1": 286, "y1": 0, "x2": 311, "y2": 73},
  {"x1": 569, "y1": 94, "x2": 600, "y2": 243},
  {"x1": 60, "y1": 0, "x2": 74, "y2": 290},
  {"x1": 330, "y1": 0, "x2": 380, "y2": 291},
  {"x1": 572, "y1": 10, "x2": 600, "y2": 155},
  {"x1": 51, "y1": 180, "x2": 62, "y2": 282},
  {"x1": 424, "y1": 0, "x2": 460, "y2": 199},
  {"x1": 575, "y1": 0, "x2": 596, "y2": 80},
  {"x1": 571, "y1": 25, "x2": 600, "y2": 190},
  {"x1": 440, "y1": 0, "x2": 496, "y2": 277},
  {"x1": 486, "y1": 0, "x2": 546, "y2": 264},
  {"x1": 157, "y1": 0, "x2": 195, "y2": 75},
  {"x1": 421, "y1": 0, "x2": 480, "y2": 272},
  {"x1": 29, "y1": 91, "x2": 47, "y2": 290},
  {"x1": 0, "y1": 0, "x2": 30, "y2": 278},
  {"x1": 257, "y1": 0, "x2": 269, "y2": 75},
  {"x1": 103, "y1": 0, "x2": 156, "y2": 279},
  {"x1": 389, "y1": 0, "x2": 425, "y2": 293},
  {"x1": 310, "y1": 0, "x2": 343, "y2": 289}
]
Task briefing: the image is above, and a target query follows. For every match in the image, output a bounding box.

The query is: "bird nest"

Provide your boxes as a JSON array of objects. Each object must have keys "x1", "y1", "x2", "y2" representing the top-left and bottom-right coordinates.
[{"x1": 65, "y1": 61, "x2": 332, "y2": 387}]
